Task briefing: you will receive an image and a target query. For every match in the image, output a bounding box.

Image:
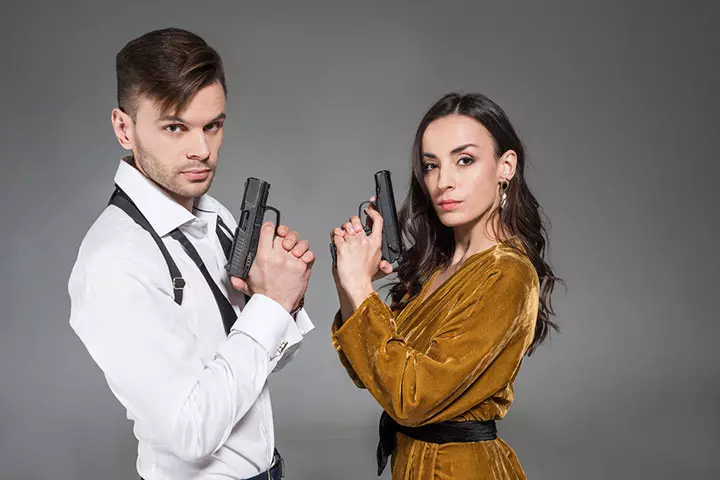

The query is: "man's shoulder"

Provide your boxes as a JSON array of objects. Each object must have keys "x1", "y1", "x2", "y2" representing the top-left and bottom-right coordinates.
[{"x1": 73, "y1": 204, "x2": 171, "y2": 277}]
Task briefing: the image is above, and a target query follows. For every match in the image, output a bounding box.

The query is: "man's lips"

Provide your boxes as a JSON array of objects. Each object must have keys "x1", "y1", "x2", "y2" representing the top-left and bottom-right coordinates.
[{"x1": 181, "y1": 169, "x2": 211, "y2": 180}]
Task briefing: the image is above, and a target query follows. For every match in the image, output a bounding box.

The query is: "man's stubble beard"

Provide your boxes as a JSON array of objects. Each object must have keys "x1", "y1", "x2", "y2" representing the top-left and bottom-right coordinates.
[{"x1": 134, "y1": 139, "x2": 214, "y2": 202}]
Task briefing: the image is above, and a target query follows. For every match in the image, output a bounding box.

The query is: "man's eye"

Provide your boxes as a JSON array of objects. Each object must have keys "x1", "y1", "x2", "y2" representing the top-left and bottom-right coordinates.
[
  {"x1": 204, "y1": 122, "x2": 220, "y2": 132},
  {"x1": 458, "y1": 156, "x2": 474, "y2": 166},
  {"x1": 164, "y1": 124, "x2": 184, "y2": 133}
]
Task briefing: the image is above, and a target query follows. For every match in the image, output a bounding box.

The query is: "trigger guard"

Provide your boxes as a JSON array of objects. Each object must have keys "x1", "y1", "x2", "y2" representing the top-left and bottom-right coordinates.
[
  {"x1": 265, "y1": 206, "x2": 281, "y2": 236},
  {"x1": 358, "y1": 200, "x2": 373, "y2": 234},
  {"x1": 358, "y1": 200, "x2": 372, "y2": 218}
]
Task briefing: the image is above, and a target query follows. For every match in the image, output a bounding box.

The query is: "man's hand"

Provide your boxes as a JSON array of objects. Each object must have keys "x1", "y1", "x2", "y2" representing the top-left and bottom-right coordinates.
[{"x1": 230, "y1": 223, "x2": 314, "y2": 313}]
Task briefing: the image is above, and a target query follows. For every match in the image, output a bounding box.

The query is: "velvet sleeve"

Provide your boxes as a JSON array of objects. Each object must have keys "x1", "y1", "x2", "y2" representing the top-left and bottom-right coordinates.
[
  {"x1": 331, "y1": 308, "x2": 367, "y2": 389},
  {"x1": 331, "y1": 259, "x2": 538, "y2": 427}
]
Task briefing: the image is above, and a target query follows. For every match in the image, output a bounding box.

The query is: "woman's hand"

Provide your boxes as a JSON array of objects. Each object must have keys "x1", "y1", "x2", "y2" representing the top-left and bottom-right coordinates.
[{"x1": 331, "y1": 198, "x2": 394, "y2": 309}]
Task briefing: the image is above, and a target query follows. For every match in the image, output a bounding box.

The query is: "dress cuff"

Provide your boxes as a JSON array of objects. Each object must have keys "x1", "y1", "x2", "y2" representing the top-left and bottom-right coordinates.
[
  {"x1": 331, "y1": 292, "x2": 390, "y2": 350},
  {"x1": 230, "y1": 294, "x2": 303, "y2": 358}
]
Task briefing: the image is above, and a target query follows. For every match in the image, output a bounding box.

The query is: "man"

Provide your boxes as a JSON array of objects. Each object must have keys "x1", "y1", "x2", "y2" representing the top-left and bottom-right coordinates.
[{"x1": 68, "y1": 27, "x2": 314, "y2": 480}]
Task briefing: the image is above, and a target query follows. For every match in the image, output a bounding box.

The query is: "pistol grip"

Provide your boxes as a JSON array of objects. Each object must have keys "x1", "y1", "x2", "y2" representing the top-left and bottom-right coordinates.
[{"x1": 329, "y1": 242, "x2": 338, "y2": 268}]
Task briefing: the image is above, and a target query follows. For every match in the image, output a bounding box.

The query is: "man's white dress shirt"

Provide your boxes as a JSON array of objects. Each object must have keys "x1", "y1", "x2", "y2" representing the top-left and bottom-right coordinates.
[{"x1": 68, "y1": 158, "x2": 313, "y2": 479}]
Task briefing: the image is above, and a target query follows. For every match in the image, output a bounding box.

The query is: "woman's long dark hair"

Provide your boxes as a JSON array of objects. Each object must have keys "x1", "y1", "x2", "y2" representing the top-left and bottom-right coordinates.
[{"x1": 388, "y1": 93, "x2": 560, "y2": 354}]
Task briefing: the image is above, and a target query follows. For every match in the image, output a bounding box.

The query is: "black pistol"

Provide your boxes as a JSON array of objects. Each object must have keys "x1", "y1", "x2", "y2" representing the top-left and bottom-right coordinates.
[
  {"x1": 225, "y1": 177, "x2": 281, "y2": 279},
  {"x1": 330, "y1": 170, "x2": 402, "y2": 268}
]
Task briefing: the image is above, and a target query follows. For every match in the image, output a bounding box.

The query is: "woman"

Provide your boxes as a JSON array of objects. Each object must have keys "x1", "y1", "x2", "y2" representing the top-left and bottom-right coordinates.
[{"x1": 329, "y1": 92, "x2": 559, "y2": 479}]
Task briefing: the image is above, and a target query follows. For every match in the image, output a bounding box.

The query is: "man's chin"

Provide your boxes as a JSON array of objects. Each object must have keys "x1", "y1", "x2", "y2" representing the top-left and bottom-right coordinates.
[
  {"x1": 180, "y1": 172, "x2": 214, "y2": 193},
  {"x1": 170, "y1": 180, "x2": 212, "y2": 200}
]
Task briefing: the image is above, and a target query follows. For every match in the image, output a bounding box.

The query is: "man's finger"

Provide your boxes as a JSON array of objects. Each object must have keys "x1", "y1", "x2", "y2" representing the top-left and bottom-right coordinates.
[
  {"x1": 258, "y1": 221, "x2": 276, "y2": 255},
  {"x1": 230, "y1": 276, "x2": 251, "y2": 295},
  {"x1": 301, "y1": 250, "x2": 315, "y2": 265},
  {"x1": 273, "y1": 233, "x2": 286, "y2": 250},
  {"x1": 282, "y1": 231, "x2": 299, "y2": 251},
  {"x1": 292, "y1": 239, "x2": 309, "y2": 257},
  {"x1": 276, "y1": 224, "x2": 290, "y2": 237}
]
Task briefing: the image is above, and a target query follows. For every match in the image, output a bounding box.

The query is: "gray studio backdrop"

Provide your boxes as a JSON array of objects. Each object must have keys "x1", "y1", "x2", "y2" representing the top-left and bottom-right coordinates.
[{"x1": 1, "y1": 1, "x2": 718, "y2": 479}]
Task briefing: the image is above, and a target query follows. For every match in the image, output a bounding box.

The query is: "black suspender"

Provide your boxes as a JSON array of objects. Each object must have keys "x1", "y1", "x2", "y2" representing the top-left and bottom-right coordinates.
[
  {"x1": 108, "y1": 186, "x2": 238, "y2": 335},
  {"x1": 215, "y1": 216, "x2": 234, "y2": 260},
  {"x1": 169, "y1": 230, "x2": 237, "y2": 334},
  {"x1": 109, "y1": 187, "x2": 186, "y2": 305}
]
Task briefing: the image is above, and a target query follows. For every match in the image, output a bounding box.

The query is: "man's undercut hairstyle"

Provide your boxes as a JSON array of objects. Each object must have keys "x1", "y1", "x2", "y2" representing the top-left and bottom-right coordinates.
[{"x1": 116, "y1": 27, "x2": 227, "y2": 120}]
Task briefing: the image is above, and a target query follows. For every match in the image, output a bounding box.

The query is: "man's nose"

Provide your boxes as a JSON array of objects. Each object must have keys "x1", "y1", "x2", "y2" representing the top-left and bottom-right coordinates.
[{"x1": 186, "y1": 131, "x2": 210, "y2": 160}]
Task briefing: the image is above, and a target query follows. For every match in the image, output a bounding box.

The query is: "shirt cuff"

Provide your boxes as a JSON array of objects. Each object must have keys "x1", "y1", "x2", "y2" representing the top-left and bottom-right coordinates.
[
  {"x1": 294, "y1": 308, "x2": 315, "y2": 336},
  {"x1": 230, "y1": 294, "x2": 303, "y2": 358}
]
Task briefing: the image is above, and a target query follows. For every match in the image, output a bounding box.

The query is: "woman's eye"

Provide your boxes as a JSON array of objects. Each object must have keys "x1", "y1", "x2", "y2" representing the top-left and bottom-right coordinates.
[
  {"x1": 422, "y1": 163, "x2": 437, "y2": 173},
  {"x1": 458, "y1": 156, "x2": 474, "y2": 166}
]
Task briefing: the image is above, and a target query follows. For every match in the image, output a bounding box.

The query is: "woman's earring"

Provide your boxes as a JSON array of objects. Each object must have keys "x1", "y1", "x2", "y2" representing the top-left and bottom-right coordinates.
[{"x1": 499, "y1": 179, "x2": 509, "y2": 211}]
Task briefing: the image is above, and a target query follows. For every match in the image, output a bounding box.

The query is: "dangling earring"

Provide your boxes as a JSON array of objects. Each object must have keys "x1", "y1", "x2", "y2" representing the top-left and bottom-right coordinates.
[{"x1": 499, "y1": 179, "x2": 509, "y2": 211}]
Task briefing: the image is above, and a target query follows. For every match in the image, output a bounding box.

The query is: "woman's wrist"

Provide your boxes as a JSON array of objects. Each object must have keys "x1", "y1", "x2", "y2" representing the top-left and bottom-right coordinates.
[{"x1": 344, "y1": 281, "x2": 375, "y2": 310}]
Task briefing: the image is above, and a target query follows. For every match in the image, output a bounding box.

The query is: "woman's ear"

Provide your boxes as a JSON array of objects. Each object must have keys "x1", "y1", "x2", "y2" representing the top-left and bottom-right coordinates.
[{"x1": 498, "y1": 150, "x2": 518, "y2": 181}]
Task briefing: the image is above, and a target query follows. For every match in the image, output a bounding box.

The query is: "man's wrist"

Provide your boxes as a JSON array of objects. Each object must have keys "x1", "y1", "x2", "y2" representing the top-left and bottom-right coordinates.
[{"x1": 289, "y1": 296, "x2": 305, "y2": 318}]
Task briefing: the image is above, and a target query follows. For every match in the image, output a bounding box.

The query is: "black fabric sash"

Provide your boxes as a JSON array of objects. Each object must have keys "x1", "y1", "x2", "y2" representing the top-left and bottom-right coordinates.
[{"x1": 376, "y1": 411, "x2": 497, "y2": 475}]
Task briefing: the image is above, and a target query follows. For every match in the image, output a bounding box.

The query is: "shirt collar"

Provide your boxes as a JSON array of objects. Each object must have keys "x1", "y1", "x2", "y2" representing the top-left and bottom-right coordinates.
[{"x1": 114, "y1": 156, "x2": 218, "y2": 237}]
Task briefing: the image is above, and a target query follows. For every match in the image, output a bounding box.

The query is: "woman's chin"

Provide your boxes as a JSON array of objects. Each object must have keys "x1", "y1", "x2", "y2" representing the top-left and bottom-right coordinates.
[{"x1": 436, "y1": 211, "x2": 467, "y2": 228}]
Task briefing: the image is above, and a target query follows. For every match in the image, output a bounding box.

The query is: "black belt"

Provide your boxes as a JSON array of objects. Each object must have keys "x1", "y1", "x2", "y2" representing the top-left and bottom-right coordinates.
[
  {"x1": 139, "y1": 450, "x2": 284, "y2": 480},
  {"x1": 246, "y1": 449, "x2": 285, "y2": 480},
  {"x1": 376, "y1": 411, "x2": 497, "y2": 475}
]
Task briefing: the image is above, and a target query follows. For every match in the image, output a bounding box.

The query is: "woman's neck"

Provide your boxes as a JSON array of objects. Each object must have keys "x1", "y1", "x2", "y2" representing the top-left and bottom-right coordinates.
[{"x1": 450, "y1": 215, "x2": 505, "y2": 266}]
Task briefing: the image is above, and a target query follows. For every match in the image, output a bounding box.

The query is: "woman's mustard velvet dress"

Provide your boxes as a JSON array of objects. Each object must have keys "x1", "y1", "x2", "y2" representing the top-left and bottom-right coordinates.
[{"x1": 331, "y1": 239, "x2": 539, "y2": 479}]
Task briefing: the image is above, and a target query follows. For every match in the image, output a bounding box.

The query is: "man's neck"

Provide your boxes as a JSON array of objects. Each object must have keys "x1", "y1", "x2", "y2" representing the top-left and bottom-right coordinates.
[{"x1": 126, "y1": 155, "x2": 197, "y2": 213}]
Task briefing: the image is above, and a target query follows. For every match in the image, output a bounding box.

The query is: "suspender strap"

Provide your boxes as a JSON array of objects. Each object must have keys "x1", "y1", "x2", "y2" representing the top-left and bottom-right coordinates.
[
  {"x1": 216, "y1": 216, "x2": 234, "y2": 260},
  {"x1": 109, "y1": 185, "x2": 240, "y2": 335},
  {"x1": 170, "y1": 229, "x2": 237, "y2": 335},
  {"x1": 108, "y1": 187, "x2": 185, "y2": 305}
]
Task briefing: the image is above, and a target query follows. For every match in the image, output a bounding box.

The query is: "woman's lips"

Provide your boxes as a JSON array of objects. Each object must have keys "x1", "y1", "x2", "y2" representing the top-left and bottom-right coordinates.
[{"x1": 438, "y1": 200, "x2": 462, "y2": 211}]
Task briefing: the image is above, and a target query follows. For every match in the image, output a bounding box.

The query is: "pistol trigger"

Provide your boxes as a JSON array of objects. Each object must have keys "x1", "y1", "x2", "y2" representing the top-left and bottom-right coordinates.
[{"x1": 358, "y1": 201, "x2": 372, "y2": 220}]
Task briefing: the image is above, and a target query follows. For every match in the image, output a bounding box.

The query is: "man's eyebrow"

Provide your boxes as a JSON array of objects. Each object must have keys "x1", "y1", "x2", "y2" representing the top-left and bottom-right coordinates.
[
  {"x1": 422, "y1": 143, "x2": 478, "y2": 159},
  {"x1": 156, "y1": 112, "x2": 227, "y2": 123}
]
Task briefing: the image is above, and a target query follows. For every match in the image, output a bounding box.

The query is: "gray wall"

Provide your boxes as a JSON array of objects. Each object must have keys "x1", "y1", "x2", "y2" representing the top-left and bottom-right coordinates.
[{"x1": 1, "y1": 1, "x2": 718, "y2": 478}]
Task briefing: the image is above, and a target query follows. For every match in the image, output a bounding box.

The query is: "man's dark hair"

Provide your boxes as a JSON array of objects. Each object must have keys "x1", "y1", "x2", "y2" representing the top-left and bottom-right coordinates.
[{"x1": 116, "y1": 27, "x2": 227, "y2": 119}]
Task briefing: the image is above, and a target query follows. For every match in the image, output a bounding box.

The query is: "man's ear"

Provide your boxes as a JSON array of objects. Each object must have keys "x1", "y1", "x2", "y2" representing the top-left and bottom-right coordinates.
[{"x1": 111, "y1": 108, "x2": 134, "y2": 150}]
